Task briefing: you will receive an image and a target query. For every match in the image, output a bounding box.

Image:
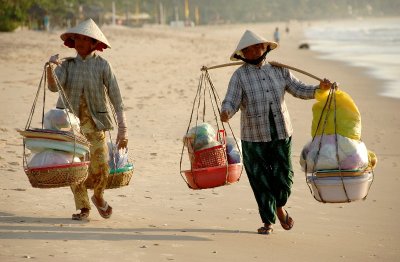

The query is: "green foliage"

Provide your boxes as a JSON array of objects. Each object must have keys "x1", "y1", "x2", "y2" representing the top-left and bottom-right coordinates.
[
  {"x1": 0, "y1": 18, "x2": 20, "y2": 32},
  {"x1": 0, "y1": 0, "x2": 28, "y2": 31}
]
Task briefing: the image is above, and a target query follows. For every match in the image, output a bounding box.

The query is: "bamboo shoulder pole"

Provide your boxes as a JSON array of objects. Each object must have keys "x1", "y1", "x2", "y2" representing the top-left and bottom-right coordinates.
[
  {"x1": 201, "y1": 62, "x2": 244, "y2": 71},
  {"x1": 268, "y1": 61, "x2": 323, "y2": 82},
  {"x1": 201, "y1": 61, "x2": 323, "y2": 82}
]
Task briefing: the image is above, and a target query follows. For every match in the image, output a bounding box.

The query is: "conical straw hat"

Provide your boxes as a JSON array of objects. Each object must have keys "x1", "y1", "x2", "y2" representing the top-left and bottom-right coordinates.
[
  {"x1": 61, "y1": 18, "x2": 111, "y2": 49},
  {"x1": 230, "y1": 30, "x2": 278, "y2": 61}
]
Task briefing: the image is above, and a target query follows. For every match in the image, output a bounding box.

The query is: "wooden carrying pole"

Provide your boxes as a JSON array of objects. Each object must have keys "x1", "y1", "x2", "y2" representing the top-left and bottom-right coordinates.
[{"x1": 201, "y1": 61, "x2": 323, "y2": 82}]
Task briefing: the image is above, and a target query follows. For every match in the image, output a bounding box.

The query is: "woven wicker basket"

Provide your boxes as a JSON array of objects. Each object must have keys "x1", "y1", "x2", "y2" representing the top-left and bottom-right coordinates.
[
  {"x1": 25, "y1": 162, "x2": 89, "y2": 188},
  {"x1": 85, "y1": 163, "x2": 134, "y2": 189},
  {"x1": 191, "y1": 145, "x2": 227, "y2": 169}
]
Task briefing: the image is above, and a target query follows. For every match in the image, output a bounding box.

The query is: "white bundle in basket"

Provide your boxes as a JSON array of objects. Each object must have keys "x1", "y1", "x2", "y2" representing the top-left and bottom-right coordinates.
[
  {"x1": 44, "y1": 108, "x2": 80, "y2": 131},
  {"x1": 28, "y1": 149, "x2": 81, "y2": 168},
  {"x1": 300, "y1": 134, "x2": 369, "y2": 172},
  {"x1": 183, "y1": 123, "x2": 220, "y2": 151}
]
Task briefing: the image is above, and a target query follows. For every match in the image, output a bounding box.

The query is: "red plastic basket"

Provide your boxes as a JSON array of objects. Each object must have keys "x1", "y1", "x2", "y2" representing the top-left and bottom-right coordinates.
[{"x1": 182, "y1": 163, "x2": 242, "y2": 189}]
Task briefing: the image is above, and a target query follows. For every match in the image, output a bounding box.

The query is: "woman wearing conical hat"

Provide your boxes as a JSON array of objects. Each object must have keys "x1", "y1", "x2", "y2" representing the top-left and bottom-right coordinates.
[
  {"x1": 47, "y1": 18, "x2": 128, "y2": 220},
  {"x1": 220, "y1": 30, "x2": 332, "y2": 235}
]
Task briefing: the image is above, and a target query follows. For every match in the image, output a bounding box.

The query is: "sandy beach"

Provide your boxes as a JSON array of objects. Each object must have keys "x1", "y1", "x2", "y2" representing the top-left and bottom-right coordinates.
[{"x1": 0, "y1": 19, "x2": 399, "y2": 262}]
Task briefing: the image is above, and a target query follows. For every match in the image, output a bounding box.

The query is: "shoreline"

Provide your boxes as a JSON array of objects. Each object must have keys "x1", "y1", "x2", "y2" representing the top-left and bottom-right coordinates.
[
  {"x1": 1, "y1": 20, "x2": 399, "y2": 262},
  {"x1": 301, "y1": 16, "x2": 400, "y2": 100}
]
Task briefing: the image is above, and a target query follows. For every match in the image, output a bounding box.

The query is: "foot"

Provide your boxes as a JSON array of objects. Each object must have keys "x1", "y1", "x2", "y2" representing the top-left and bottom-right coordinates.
[
  {"x1": 72, "y1": 208, "x2": 90, "y2": 220},
  {"x1": 257, "y1": 224, "x2": 273, "y2": 235},
  {"x1": 277, "y1": 207, "x2": 294, "y2": 230},
  {"x1": 91, "y1": 195, "x2": 112, "y2": 219}
]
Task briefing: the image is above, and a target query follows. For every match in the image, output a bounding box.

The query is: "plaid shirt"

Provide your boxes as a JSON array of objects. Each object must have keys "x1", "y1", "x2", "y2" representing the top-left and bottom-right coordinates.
[
  {"x1": 221, "y1": 63, "x2": 317, "y2": 142},
  {"x1": 48, "y1": 53, "x2": 124, "y2": 131}
]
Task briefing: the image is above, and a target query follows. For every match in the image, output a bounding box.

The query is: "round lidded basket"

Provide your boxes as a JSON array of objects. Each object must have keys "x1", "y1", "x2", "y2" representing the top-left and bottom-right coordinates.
[{"x1": 307, "y1": 168, "x2": 373, "y2": 203}]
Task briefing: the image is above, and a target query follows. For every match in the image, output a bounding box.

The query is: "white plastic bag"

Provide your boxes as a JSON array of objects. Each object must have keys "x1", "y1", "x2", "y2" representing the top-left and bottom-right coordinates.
[{"x1": 108, "y1": 142, "x2": 129, "y2": 170}]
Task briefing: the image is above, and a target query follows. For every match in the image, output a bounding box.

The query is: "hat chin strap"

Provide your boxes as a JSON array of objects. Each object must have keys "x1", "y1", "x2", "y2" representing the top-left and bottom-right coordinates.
[{"x1": 234, "y1": 45, "x2": 271, "y2": 65}]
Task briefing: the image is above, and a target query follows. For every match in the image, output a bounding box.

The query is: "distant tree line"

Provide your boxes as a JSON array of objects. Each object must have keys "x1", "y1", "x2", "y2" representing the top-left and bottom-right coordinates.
[{"x1": 1, "y1": 0, "x2": 399, "y2": 32}]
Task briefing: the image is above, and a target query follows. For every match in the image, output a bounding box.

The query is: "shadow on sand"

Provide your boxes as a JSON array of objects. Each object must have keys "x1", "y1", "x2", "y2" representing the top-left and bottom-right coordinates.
[{"x1": 0, "y1": 212, "x2": 254, "y2": 241}]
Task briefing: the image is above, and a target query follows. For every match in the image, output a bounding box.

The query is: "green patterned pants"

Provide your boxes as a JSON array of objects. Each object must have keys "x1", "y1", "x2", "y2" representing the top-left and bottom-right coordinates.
[{"x1": 242, "y1": 138, "x2": 294, "y2": 224}]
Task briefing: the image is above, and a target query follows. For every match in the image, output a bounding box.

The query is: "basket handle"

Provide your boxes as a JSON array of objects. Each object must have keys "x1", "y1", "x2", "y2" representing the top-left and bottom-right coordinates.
[{"x1": 217, "y1": 129, "x2": 226, "y2": 146}]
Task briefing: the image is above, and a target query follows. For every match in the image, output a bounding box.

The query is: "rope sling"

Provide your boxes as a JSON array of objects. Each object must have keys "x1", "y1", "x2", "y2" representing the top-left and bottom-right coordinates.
[
  {"x1": 20, "y1": 62, "x2": 90, "y2": 188},
  {"x1": 20, "y1": 61, "x2": 133, "y2": 189},
  {"x1": 304, "y1": 84, "x2": 351, "y2": 202},
  {"x1": 304, "y1": 85, "x2": 375, "y2": 203},
  {"x1": 179, "y1": 67, "x2": 243, "y2": 189}
]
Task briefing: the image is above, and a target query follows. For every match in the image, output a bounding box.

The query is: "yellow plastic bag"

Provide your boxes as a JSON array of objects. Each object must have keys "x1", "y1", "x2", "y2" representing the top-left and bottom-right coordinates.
[{"x1": 311, "y1": 89, "x2": 361, "y2": 140}]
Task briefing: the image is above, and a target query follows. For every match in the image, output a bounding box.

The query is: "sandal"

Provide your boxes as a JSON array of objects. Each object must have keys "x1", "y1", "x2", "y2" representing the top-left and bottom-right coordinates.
[
  {"x1": 72, "y1": 208, "x2": 90, "y2": 220},
  {"x1": 257, "y1": 226, "x2": 273, "y2": 235},
  {"x1": 278, "y1": 209, "x2": 294, "y2": 230},
  {"x1": 91, "y1": 196, "x2": 112, "y2": 219}
]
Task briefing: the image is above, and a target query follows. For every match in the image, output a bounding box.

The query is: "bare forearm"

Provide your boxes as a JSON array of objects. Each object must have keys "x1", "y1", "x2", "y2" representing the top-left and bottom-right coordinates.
[
  {"x1": 47, "y1": 54, "x2": 61, "y2": 92},
  {"x1": 46, "y1": 65, "x2": 58, "y2": 92}
]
